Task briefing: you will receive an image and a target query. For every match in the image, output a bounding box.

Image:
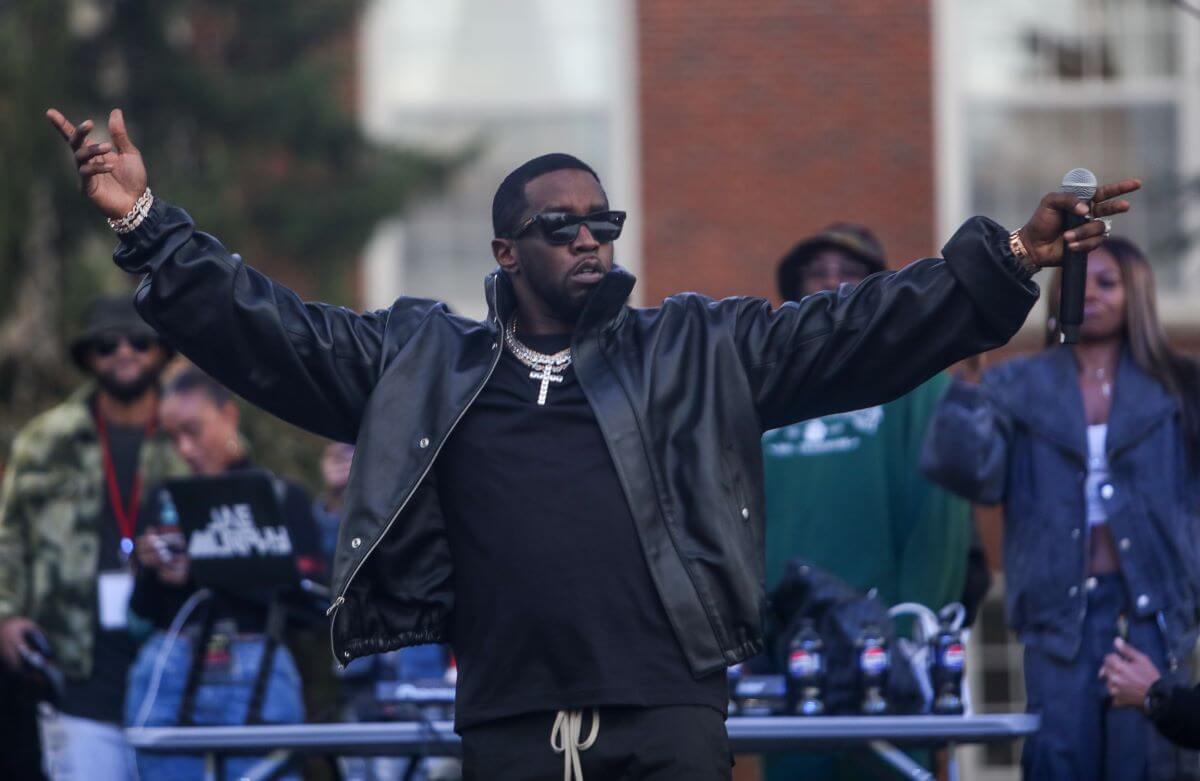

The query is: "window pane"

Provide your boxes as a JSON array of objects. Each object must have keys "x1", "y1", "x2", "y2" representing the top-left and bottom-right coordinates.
[
  {"x1": 960, "y1": 0, "x2": 1178, "y2": 87},
  {"x1": 968, "y1": 103, "x2": 1182, "y2": 283}
]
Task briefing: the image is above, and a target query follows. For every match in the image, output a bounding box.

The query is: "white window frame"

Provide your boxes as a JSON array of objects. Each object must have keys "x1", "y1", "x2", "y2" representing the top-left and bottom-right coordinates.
[{"x1": 934, "y1": 0, "x2": 1200, "y2": 329}]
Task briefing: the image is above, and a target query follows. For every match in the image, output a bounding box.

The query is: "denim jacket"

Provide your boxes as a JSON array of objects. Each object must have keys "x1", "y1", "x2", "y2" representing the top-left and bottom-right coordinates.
[{"x1": 921, "y1": 346, "x2": 1200, "y2": 663}]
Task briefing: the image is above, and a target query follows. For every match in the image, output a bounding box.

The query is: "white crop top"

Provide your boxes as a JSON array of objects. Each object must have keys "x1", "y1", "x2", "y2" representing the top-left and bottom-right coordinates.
[{"x1": 1085, "y1": 423, "x2": 1110, "y2": 527}]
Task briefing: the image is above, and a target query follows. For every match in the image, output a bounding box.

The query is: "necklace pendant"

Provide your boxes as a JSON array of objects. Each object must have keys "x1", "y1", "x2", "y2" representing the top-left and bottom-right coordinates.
[
  {"x1": 120, "y1": 536, "x2": 135, "y2": 562},
  {"x1": 529, "y1": 366, "x2": 564, "y2": 406}
]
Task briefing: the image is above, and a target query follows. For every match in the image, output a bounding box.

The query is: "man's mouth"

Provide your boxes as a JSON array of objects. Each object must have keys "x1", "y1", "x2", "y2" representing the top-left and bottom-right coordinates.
[{"x1": 572, "y1": 258, "x2": 605, "y2": 284}]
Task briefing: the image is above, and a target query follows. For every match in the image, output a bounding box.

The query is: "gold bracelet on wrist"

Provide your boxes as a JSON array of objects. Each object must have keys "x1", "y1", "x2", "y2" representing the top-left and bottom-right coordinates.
[
  {"x1": 107, "y1": 188, "x2": 154, "y2": 235},
  {"x1": 1008, "y1": 229, "x2": 1039, "y2": 278}
]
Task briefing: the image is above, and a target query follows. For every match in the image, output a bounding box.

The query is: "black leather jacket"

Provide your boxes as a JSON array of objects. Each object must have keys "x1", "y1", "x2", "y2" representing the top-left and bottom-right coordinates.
[{"x1": 115, "y1": 199, "x2": 1036, "y2": 675}]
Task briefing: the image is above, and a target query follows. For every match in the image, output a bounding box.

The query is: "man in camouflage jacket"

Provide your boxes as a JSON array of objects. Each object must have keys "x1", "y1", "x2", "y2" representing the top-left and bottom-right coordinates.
[{"x1": 0, "y1": 294, "x2": 184, "y2": 780}]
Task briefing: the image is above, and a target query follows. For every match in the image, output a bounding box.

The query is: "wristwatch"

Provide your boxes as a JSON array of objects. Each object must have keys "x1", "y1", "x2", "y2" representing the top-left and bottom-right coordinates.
[{"x1": 1143, "y1": 678, "x2": 1169, "y2": 722}]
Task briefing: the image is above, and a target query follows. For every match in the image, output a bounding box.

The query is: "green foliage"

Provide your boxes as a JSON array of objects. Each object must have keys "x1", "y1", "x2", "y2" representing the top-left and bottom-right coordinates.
[{"x1": 0, "y1": 0, "x2": 454, "y2": 488}]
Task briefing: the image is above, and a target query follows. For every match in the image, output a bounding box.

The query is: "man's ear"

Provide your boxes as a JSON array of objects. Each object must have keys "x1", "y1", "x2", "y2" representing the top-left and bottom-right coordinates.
[
  {"x1": 220, "y1": 399, "x2": 241, "y2": 430},
  {"x1": 492, "y1": 238, "x2": 520, "y2": 275}
]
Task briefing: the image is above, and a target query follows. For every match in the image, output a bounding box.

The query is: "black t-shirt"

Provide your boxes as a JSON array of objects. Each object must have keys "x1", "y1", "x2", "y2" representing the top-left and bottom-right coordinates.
[
  {"x1": 60, "y1": 422, "x2": 143, "y2": 724},
  {"x1": 437, "y1": 333, "x2": 726, "y2": 729}
]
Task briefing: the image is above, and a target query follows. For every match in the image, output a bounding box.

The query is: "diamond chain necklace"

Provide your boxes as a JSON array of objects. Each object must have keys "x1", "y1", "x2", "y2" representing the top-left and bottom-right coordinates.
[{"x1": 503, "y1": 320, "x2": 572, "y2": 406}]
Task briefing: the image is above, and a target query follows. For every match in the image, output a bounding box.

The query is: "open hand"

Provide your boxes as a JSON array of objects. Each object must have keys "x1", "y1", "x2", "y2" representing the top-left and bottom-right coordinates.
[
  {"x1": 1018, "y1": 178, "x2": 1141, "y2": 268},
  {"x1": 46, "y1": 107, "x2": 146, "y2": 220},
  {"x1": 1099, "y1": 636, "x2": 1162, "y2": 709}
]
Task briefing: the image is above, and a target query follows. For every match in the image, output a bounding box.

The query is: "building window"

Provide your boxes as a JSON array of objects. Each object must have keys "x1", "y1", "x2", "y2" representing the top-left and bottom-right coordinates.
[
  {"x1": 936, "y1": 0, "x2": 1200, "y2": 316},
  {"x1": 357, "y1": 0, "x2": 640, "y2": 317}
]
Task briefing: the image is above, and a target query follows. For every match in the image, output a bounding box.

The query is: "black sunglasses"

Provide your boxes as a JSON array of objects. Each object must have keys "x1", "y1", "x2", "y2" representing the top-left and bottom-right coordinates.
[
  {"x1": 510, "y1": 210, "x2": 627, "y2": 245},
  {"x1": 91, "y1": 333, "x2": 157, "y2": 357}
]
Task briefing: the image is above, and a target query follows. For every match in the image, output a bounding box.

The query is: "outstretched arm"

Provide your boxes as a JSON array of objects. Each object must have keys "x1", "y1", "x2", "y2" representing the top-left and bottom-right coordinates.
[
  {"x1": 734, "y1": 180, "x2": 1139, "y2": 430},
  {"x1": 47, "y1": 108, "x2": 420, "y2": 442}
]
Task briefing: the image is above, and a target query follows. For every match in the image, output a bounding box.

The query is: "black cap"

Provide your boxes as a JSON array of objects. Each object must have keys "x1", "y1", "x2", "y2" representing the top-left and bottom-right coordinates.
[
  {"x1": 776, "y1": 223, "x2": 887, "y2": 301},
  {"x1": 69, "y1": 293, "x2": 166, "y2": 370}
]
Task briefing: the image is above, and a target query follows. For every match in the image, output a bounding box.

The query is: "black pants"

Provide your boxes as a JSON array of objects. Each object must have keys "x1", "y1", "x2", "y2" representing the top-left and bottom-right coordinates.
[{"x1": 460, "y1": 705, "x2": 732, "y2": 781}]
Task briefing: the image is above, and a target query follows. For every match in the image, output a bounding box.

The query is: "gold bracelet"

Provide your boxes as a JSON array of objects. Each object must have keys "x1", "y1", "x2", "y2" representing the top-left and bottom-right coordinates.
[{"x1": 1008, "y1": 229, "x2": 1038, "y2": 278}]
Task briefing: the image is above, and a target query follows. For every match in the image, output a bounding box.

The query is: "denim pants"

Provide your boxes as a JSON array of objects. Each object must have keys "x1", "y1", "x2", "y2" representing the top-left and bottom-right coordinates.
[
  {"x1": 38, "y1": 709, "x2": 139, "y2": 781},
  {"x1": 1022, "y1": 573, "x2": 1177, "y2": 781},
  {"x1": 125, "y1": 630, "x2": 305, "y2": 780}
]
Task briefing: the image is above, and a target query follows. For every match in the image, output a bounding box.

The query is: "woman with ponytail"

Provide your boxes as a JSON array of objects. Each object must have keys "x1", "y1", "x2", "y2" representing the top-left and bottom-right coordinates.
[{"x1": 921, "y1": 236, "x2": 1200, "y2": 781}]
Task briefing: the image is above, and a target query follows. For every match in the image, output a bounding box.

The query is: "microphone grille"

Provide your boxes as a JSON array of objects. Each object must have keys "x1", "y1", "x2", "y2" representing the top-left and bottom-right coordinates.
[{"x1": 1061, "y1": 168, "x2": 1098, "y2": 200}]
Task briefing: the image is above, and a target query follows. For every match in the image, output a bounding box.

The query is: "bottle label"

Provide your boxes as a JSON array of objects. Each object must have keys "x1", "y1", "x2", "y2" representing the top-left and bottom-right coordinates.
[
  {"x1": 788, "y1": 649, "x2": 821, "y2": 678},
  {"x1": 941, "y1": 643, "x2": 965, "y2": 671},
  {"x1": 860, "y1": 646, "x2": 889, "y2": 674}
]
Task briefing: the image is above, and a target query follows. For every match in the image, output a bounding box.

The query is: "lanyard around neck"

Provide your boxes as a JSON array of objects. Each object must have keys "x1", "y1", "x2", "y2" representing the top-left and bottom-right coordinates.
[{"x1": 93, "y1": 405, "x2": 156, "y2": 553}]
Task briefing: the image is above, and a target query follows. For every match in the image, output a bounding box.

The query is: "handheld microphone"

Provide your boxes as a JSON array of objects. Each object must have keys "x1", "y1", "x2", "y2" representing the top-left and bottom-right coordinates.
[{"x1": 1058, "y1": 168, "x2": 1098, "y2": 344}]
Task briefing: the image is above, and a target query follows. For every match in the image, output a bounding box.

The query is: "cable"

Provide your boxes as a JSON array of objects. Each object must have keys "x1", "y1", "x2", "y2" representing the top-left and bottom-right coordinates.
[{"x1": 132, "y1": 588, "x2": 213, "y2": 728}]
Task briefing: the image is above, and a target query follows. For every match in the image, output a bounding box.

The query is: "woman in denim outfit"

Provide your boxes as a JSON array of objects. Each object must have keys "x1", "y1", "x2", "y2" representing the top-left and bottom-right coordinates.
[
  {"x1": 922, "y1": 237, "x2": 1200, "y2": 781},
  {"x1": 125, "y1": 368, "x2": 324, "y2": 780}
]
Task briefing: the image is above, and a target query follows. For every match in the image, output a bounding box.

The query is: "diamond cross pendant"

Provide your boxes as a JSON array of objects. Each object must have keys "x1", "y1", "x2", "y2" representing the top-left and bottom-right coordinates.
[{"x1": 530, "y1": 366, "x2": 564, "y2": 406}]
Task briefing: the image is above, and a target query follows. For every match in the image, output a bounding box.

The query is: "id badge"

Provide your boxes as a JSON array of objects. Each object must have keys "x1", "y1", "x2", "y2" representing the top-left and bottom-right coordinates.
[
  {"x1": 202, "y1": 632, "x2": 234, "y2": 678},
  {"x1": 97, "y1": 571, "x2": 134, "y2": 630}
]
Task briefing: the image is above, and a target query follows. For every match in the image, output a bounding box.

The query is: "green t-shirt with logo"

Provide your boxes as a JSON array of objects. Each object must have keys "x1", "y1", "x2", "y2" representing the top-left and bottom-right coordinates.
[{"x1": 762, "y1": 372, "x2": 971, "y2": 611}]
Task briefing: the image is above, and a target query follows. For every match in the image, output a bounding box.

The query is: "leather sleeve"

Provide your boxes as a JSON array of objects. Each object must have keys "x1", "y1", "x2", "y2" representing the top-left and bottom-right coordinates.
[
  {"x1": 1149, "y1": 680, "x2": 1200, "y2": 749},
  {"x1": 731, "y1": 216, "x2": 1037, "y2": 432},
  {"x1": 113, "y1": 199, "x2": 423, "y2": 443}
]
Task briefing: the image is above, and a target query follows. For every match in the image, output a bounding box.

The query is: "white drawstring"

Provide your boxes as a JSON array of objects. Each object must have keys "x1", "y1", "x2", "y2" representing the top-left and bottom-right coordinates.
[{"x1": 550, "y1": 708, "x2": 600, "y2": 781}]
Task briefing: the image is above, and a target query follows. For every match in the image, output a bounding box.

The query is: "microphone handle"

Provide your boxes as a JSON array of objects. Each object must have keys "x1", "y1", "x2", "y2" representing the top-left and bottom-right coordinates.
[{"x1": 1058, "y1": 211, "x2": 1090, "y2": 344}]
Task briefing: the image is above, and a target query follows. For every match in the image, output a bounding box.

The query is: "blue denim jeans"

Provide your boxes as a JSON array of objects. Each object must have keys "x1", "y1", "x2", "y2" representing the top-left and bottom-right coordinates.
[
  {"x1": 1022, "y1": 573, "x2": 1176, "y2": 781},
  {"x1": 38, "y1": 710, "x2": 139, "y2": 781},
  {"x1": 125, "y1": 631, "x2": 305, "y2": 780}
]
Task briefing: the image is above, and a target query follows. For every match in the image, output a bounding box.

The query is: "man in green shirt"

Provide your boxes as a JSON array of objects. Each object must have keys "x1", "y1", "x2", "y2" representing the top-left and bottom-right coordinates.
[{"x1": 762, "y1": 224, "x2": 975, "y2": 781}]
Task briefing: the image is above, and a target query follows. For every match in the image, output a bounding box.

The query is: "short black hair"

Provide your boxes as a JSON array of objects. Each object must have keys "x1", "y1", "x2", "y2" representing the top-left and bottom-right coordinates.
[
  {"x1": 492, "y1": 153, "x2": 601, "y2": 238},
  {"x1": 163, "y1": 367, "x2": 234, "y2": 408}
]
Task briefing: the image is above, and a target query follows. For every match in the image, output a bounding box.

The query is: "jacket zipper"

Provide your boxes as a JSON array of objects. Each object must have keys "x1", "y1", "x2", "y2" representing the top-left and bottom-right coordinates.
[{"x1": 328, "y1": 302, "x2": 505, "y2": 665}]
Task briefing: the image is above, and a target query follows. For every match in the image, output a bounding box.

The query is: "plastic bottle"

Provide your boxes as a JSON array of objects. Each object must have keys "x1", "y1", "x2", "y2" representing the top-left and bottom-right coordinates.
[
  {"x1": 786, "y1": 619, "x2": 825, "y2": 716},
  {"x1": 930, "y1": 617, "x2": 966, "y2": 715},
  {"x1": 857, "y1": 623, "x2": 890, "y2": 715}
]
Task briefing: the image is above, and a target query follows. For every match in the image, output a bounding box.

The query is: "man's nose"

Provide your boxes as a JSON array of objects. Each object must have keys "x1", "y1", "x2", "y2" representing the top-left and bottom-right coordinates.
[
  {"x1": 113, "y1": 340, "x2": 138, "y2": 358},
  {"x1": 572, "y1": 224, "x2": 600, "y2": 251}
]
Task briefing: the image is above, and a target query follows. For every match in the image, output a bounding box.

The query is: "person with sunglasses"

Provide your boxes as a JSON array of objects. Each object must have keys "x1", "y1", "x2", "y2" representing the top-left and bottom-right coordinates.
[
  {"x1": 0, "y1": 293, "x2": 187, "y2": 781},
  {"x1": 50, "y1": 106, "x2": 1137, "y2": 781}
]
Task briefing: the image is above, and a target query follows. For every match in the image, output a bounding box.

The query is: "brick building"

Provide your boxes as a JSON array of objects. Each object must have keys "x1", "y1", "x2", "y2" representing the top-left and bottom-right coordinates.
[{"x1": 639, "y1": 1, "x2": 937, "y2": 302}]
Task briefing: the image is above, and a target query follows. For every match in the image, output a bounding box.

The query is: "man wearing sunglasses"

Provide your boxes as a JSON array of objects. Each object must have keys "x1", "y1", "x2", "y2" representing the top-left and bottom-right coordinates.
[
  {"x1": 50, "y1": 106, "x2": 1138, "y2": 781},
  {"x1": 0, "y1": 293, "x2": 186, "y2": 780}
]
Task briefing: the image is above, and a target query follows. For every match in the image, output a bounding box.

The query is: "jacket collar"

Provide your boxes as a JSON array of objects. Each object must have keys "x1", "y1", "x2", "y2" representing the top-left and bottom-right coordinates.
[
  {"x1": 484, "y1": 266, "x2": 637, "y2": 334},
  {"x1": 1106, "y1": 348, "x2": 1179, "y2": 455},
  {"x1": 1005, "y1": 345, "x2": 1177, "y2": 459}
]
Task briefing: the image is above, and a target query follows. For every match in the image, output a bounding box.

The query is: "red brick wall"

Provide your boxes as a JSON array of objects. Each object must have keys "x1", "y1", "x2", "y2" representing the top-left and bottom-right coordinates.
[{"x1": 638, "y1": 0, "x2": 935, "y2": 303}]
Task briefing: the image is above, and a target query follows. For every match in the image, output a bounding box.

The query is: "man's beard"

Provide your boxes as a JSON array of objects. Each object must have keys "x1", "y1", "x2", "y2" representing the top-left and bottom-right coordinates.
[
  {"x1": 94, "y1": 364, "x2": 163, "y2": 402},
  {"x1": 526, "y1": 270, "x2": 591, "y2": 323}
]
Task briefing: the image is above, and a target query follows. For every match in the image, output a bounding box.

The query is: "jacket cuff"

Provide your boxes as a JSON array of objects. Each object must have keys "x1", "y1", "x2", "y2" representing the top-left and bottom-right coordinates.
[
  {"x1": 942, "y1": 217, "x2": 1039, "y2": 340},
  {"x1": 112, "y1": 196, "x2": 181, "y2": 273}
]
